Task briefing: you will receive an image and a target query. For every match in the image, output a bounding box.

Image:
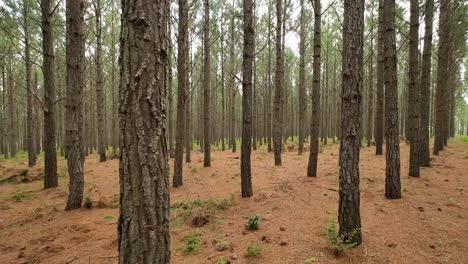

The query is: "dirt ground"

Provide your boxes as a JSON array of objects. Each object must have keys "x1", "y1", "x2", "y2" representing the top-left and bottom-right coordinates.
[{"x1": 0, "y1": 139, "x2": 467, "y2": 264}]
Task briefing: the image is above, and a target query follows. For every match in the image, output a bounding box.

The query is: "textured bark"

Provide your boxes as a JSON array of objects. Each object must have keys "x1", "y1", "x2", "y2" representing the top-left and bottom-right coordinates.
[
  {"x1": 8, "y1": 61, "x2": 16, "y2": 157},
  {"x1": 65, "y1": 0, "x2": 85, "y2": 211},
  {"x1": 203, "y1": 0, "x2": 211, "y2": 167},
  {"x1": 273, "y1": 0, "x2": 284, "y2": 166},
  {"x1": 110, "y1": 4, "x2": 118, "y2": 153},
  {"x1": 366, "y1": 2, "x2": 375, "y2": 148},
  {"x1": 339, "y1": 0, "x2": 364, "y2": 246},
  {"x1": 185, "y1": 90, "x2": 191, "y2": 163},
  {"x1": 267, "y1": 3, "x2": 273, "y2": 153},
  {"x1": 220, "y1": 12, "x2": 226, "y2": 152},
  {"x1": 383, "y1": 0, "x2": 401, "y2": 199},
  {"x1": 374, "y1": 0, "x2": 384, "y2": 155},
  {"x1": 407, "y1": 0, "x2": 420, "y2": 177},
  {"x1": 307, "y1": 0, "x2": 321, "y2": 177},
  {"x1": 119, "y1": 0, "x2": 170, "y2": 262},
  {"x1": 433, "y1": 0, "x2": 449, "y2": 155},
  {"x1": 241, "y1": 0, "x2": 254, "y2": 198},
  {"x1": 298, "y1": 0, "x2": 306, "y2": 155},
  {"x1": 24, "y1": 0, "x2": 36, "y2": 166},
  {"x1": 34, "y1": 72, "x2": 41, "y2": 155},
  {"x1": 1, "y1": 62, "x2": 5, "y2": 158},
  {"x1": 229, "y1": 10, "x2": 237, "y2": 153},
  {"x1": 41, "y1": 0, "x2": 58, "y2": 189},
  {"x1": 95, "y1": 0, "x2": 106, "y2": 162},
  {"x1": 174, "y1": 0, "x2": 189, "y2": 187}
]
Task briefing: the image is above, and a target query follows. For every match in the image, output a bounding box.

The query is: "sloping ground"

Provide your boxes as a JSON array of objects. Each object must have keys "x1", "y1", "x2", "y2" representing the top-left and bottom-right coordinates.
[{"x1": 0, "y1": 139, "x2": 467, "y2": 264}]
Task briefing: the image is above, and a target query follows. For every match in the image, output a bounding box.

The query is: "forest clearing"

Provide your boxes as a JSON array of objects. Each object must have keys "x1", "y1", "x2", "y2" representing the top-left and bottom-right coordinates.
[
  {"x1": 1, "y1": 139, "x2": 468, "y2": 264},
  {"x1": 0, "y1": 0, "x2": 467, "y2": 263}
]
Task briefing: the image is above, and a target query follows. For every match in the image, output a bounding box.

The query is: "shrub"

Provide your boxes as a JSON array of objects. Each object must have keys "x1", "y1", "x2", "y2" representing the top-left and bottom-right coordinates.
[
  {"x1": 182, "y1": 233, "x2": 201, "y2": 252},
  {"x1": 245, "y1": 214, "x2": 260, "y2": 231},
  {"x1": 325, "y1": 221, "x2": 358, "y2": 256},
  {"x1": 246, "y1": 242, "x2": 262, "y2": 257}
]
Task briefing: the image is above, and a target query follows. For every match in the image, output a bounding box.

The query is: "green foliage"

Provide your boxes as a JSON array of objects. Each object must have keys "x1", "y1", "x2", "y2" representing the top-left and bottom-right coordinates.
[
  {"x1": 103, "y1": 214, "x2": 116, "y2": 220},
  {"x1": 245, "y1": 214, "x2": 260, "y2": 231},
  {"x1": 246, "y1": 242, "x2": 262, "y2": 257},
  {"x1": 325, "y1": 221, "x2": 357, "y2": 256},
  {"x1": 12, "y1": 191, "x2": 34, "y2": 201},
  {"x1": 217, "y1": 257, "x2": 229, "y2": 264},
  {"x1": 304, "y1": 257, "x2": 317, "y2": 263},
  {"x1": 182, "y1": 233, "x2": 201, "y2": 252}
]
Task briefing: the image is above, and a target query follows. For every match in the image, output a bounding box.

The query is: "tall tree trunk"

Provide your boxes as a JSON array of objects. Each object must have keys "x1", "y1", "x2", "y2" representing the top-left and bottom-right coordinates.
[
  {"x1": 407, "y1": 0, "x2": 420, "y2": 177},
  {"x1": 267, "y1": 2, "x2": 273, "y2": 153},
  {"x1": 229, "y1": 8, "x2": 237, "y2": 153},
  {"x1": 2, "y1": 62, "x2": 7, "y2": 158},
  {"x1": 65, "y1": 0, "x2": 85, "y2": 211},
  {"x1": 307, "y1": 0, "x2": 321, "y2": 177},
  {"x1": 185, "y1": 87, "x2": 191, "y2": 163},
  {"x1": 273, "y1": 0, "x2": 284, "y2": 166},
  {"x1": 221, "y1": 10, "x2": 226, "y2": 152},
  {"x1": 24, "y1": 0, "x2": 36, "y2": 166},
  {"x1": 384, "y1": 0, "x2": 401, "y2": 199},
  {"x1": 34, "y1": 72, "x2": 41, "y2": 154},
  {"x1": 374, "y1": 0, "x2": 384, "y2": 155},
  {"x1": 339, "y1": 0, "x2": 364, "y2": 246},
  {"x1": 174, "y1": 0, "x2": 189, "y2": 187},
  {"x1": 241, "y1": 0, "x2": 254, "y2": 198},
  {"x1": 41, "y1": 0, "x2": 58, "y2": 189},
  {"x1": 110, "y1": 3, "x2": 118, "y2": 154},
  {"x1": 119, "y1": 0, "x2": 170, "y2": 262},
  {"x1": 203, "y1": 0, "x2": 211, "y2": 167},
  {"x1": 95, "y1": 0, "x2": 106, "y2": 162},
  {"x1": 8, "y1": 60, "x2": 16, "y2": 157},
  {"x1": 366, "y1": 1, "x2": 375, "y2": 148},
  {"x1": 298, "y1": 0, "x2": 306, "y2": 155},
  {"x1": 433, "y1": 0, "x2": 449, "y2": 155}
]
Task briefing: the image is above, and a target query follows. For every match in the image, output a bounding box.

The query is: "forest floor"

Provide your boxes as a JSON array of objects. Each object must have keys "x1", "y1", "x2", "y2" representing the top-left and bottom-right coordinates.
[{"x1": 0, "y1": 138, "x2": 467, "y2": 264}]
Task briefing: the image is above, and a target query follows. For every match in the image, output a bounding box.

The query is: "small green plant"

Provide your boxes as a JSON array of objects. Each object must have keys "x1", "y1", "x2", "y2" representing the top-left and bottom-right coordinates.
[
  {"x1": 217, "y1": 257, "x2": 229, "y2": 264},
  {"x1": 245, "y1": 214, "x2": 260, "y2": 231},
  {"x1": 304, "y1": 257, "x2": 317, "y2": 263},
  {"x1": 325, "y1": 220, "x2": 358, "y2": 256},
  {"x1": 246, "y1": 242, "x2": 262, "y2": 257},
  {"x1": 182, "y1": 233, "x2": 201, "y2": 252},
  {"x1": 104, "y1": 214, "x2": 116, "y2": 220},
  {"x1": 190, "y1": 167, "x2": 199, "y2": 174},
  {"x1": 12, "y1": 191, "x2": 33, "y2": 201}
]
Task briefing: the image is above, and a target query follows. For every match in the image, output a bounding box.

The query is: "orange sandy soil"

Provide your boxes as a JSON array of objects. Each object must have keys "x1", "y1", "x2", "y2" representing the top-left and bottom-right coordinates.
[{"x1": 0, "y1": 139, "x2": 467, "y2": 264}]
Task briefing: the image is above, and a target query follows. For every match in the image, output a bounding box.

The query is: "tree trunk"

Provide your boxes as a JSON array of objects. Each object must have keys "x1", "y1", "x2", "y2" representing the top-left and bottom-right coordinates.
[
  {"x1": 24, "y1": 0, "x2": 36, "y2": 166},
  {"x1": 433, "y1": 0, "x2": 449, "y2": 155},
  {"x1": 95, "y1": 0, "x2": 106, "y2": 162},
  {"x1": 41, "y1": 0, "x2": 58, "y2": 189},
  {"x1": 307, "y1": 0, "x2": 321, "y2": 177},
  {"x1": 119, "y1": 0, "x2": 170, "y2": 262},
  {"x1": 383, "y1": 0, "x2": 401, "y2": 199},
  {"x1": 221, "y1": 11, "x2": 226, "y2": 152},
  {"x1": 374, "y1": 0, "x2": 384, "y2": 155},
  {"x1": 298, "y1": 0, "x2": 306, "y2": 155},
  {"x1": 339, "y1": 0, "x2": 364, "y2": 246},
  {"x1": 407, "y1": 0, "x2": 420, "y2": 177},
  {"x1": 241, "y1": 0, "x2": 254, "y2": 198},
  {"x1": 366, "y1": 1, "x2": 375, "y2": 148},
  {"x1": 203, "y1": 0, "x2": 211, "y2": 167},
  {"x1": 229, "y1": 9, "x2": 237, "y2": 153},
  {"x1": 273, "y1": 0, "x2": 284, "y2": 166},
  {"x1": 8, "y1": 60, "x2": 16, "y2": 157},
  {"x1": 174, "y1": 0, "x2": 189, "y2": 187},
  {"x1": 65, "y1": 0, "x2": 85, "y2": 211}
]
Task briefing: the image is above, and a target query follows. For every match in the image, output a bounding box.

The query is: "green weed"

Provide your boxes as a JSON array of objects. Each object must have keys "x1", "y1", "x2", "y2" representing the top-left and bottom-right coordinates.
[
  {"x1": 246, "y1": 242, "x2": 262, "y2": 257},
  {"x1": 245, "y1": 214, "x2": 260, "y2": 231},
  {"x1": 325, "y1": 220, "x2": 358, "y2": 256},
  {"x1": 182, "y1": 233, "x2": 201, "y2": 252}
]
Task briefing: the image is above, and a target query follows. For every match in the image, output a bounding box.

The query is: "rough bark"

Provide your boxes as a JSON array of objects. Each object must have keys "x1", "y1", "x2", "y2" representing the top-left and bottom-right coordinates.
[
  {"x1": 174, "y1": 0, "x2": 189, "y2": 187},
  {"x1": 41, "y1": 0, "x2": 58, "y2": 189},
  {"x1": 383, "y1": 0, "x2": 401, "y2": 199},
  {"x1": 433, "y1": 0, "x2": 449, "y2": 155},
  {"x1": 298, "y1": 0, "x2": 306, "y2": 155},
  {"x1": 119, "y1": 0, "x2": 170, "y2": 262},
  {"x1": 221, "y1": 11, "x2": 226, "y2": 152},
  {"x1": 65, "y1": 0, "x2": 85, "y2": 211},
  {"x1": 203, "y1": 0, "x2": 211, "y2": 167},
  {"x1": 374, "y1": 0, "x2": 384, "y2": 155},
  {"x1": 307, "y1": 0, "x2": 321, "y2": 177},
  {"x1": 339, "y1": 0, "x2": 364, "y2": 246},
  {"x1": 241, "y1": 0, "x2": 254, "y2": 198},
  {"x1": 95, "y1": 0, "x2": 106, "y2": 162},
  {"x1": 273, "y1": 0, "x2": 284, "y2": 166},
  {"x1": 24, "y1": 0, "x2": 36, "y2": 166},
  {"x1": 366, "y1": 1, "x2": 375, "y2": 148},
  {"x1": 407, "y1": 0, "x2": 420, "y2": 177},
  {"x1": 229, "y1": 9, "x2": 237, "y2": 153},
  {"x1": 8, "y1": 61, "x2": 16, "y2": 157}
]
